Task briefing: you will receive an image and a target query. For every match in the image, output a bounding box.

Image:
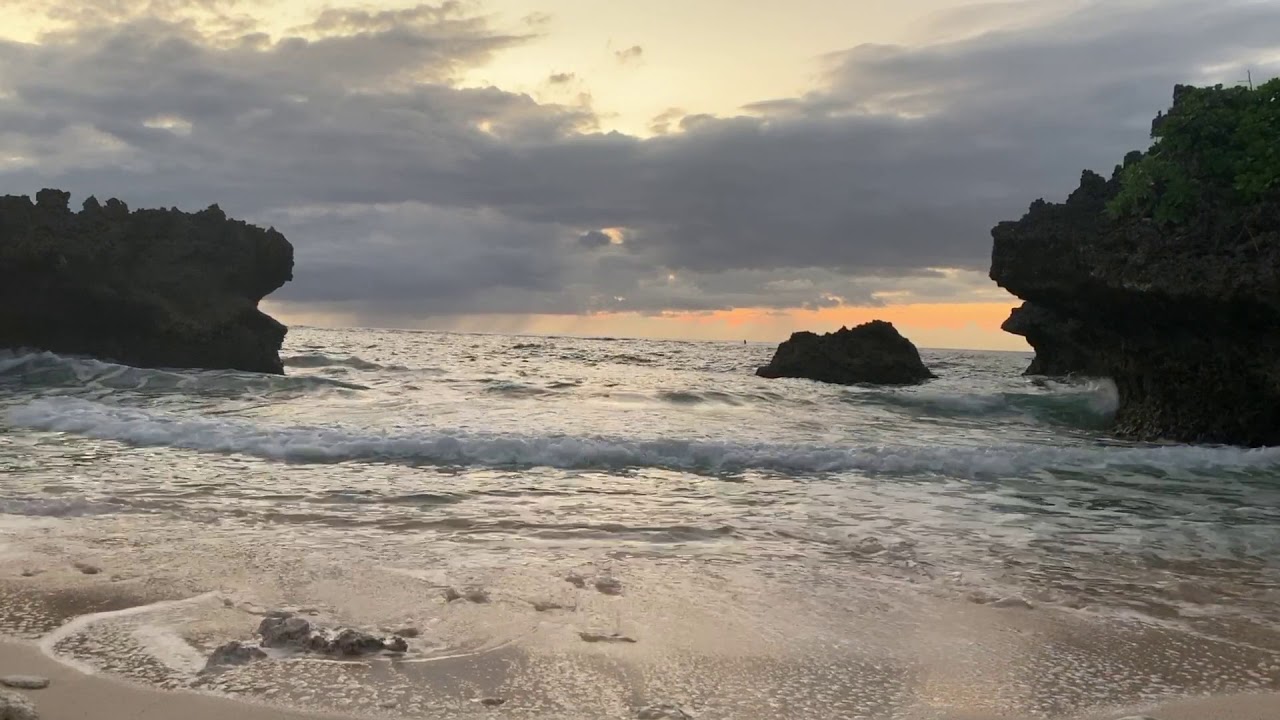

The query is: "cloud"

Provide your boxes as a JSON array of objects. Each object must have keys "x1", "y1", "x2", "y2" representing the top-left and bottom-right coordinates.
[
  {"x1": 548, "y1": 71, "x2": 575, "y2": 84},
  {"x1": 577, "y1": 229, "x2": 612, "y2": 248},
  {"x1": 648, "y1": 108, "x2": 685, "y2": 135},
  {"x1": 614, "y1": 44, "x2": 643, "y2": 64},
  {"x1": 1, "y1": 0, "x2": 1277, "y2": 327}
]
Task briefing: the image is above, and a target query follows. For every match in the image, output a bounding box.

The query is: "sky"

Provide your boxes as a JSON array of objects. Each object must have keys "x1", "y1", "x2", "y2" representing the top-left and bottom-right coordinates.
[{"x1": 1, "y1": 1, "x2": 1277, "y2": 349}]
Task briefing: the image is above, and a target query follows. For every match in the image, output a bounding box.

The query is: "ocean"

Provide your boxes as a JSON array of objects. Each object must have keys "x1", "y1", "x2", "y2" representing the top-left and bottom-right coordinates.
[{"x1": 2, "y1": 326, "x2": 1279, "y2": 719}]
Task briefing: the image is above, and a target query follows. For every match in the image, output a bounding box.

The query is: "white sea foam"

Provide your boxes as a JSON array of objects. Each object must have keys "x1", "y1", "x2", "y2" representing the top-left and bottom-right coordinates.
[
  {"x1": 39, "y1": 592, "x2": 220, "y2": 673},
  {"x1": 0, "y1": 497, "x2": 124, "y2": 517},
  {"x1": 879, "y1": 379, "x2": 1119, "y2": 417},
  {"x1": 282, "y1": 352, "x2": 409, "y2": 372},
  {"x1": 9, "y1": 397, "x2": 1280, "y2": 478},
  {"x1": 0, "y1": 350, "x2": 365, "y2": 392}
]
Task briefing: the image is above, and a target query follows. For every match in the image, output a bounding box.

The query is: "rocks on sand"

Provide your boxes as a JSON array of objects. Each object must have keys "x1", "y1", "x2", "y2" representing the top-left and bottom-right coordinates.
[
  {"x1": 442, "y1": 587, "x2": 490, "y2": 604},
  {"x1": 0, "y1": 688, "x2": 38, "y2": 720},
  {"x1": 637, "y1": 703, "x2": 694, "y2": 719},
  {"x1": 594, "y1": 576, "x2": 623, "y2": 596},
  {"x1": 203, "y1": 641, "x2": 267, "y2": 671},
  {"x1": 578, "y1": 631, "x2": 637, "y2": 644},
  {"x1": 229, "y1": 612, "x2": 410, "y2": 664},
  {"x1": 0, "y1": 678, "x2": 47, "y2": 691},
  {"x1": 257, "y1": 615, "x2": 313, "y2": 649}
]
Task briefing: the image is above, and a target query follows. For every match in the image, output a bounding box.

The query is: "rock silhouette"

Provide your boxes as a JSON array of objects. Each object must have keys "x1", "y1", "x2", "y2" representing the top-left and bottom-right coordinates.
[
  {"x1": 756, "y1": 321, "x2": 934, "y2": 385},
  {"x1": 990, "y1": 83, "x2": 1280, "y2": 445},
  {"x1": 0, "y1": 189, "x2": 293, "y2": 373}
]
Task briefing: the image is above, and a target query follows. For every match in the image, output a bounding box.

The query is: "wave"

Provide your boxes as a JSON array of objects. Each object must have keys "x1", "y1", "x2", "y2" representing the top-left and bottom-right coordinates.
[
  {"x1": 607, "y1": 353, "x2": 654, "y2": 365},
  {"x1": 0, "y1": 496, "x2": 127, "y2": 517},
  {"x1": 282, "y1": 353, "x2": 409, "y2": 372},
  {"x1": 9, "y1": 397, "x2": 1280, "y2": 479},
  {"x1": 867, "y1": 380, "x2": 1118, "y2": 427},
  {"x1": 0, "y1": 351, "x2": 367, "y2": 394},
  {"x1": 482, "y1": 381, "x2": 550, "y2": 398},
  {"x1": 656, "y1": 390, "x2": 744, "y2": 406}
]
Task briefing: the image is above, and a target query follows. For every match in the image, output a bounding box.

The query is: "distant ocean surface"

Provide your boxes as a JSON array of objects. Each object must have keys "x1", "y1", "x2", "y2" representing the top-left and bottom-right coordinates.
[{"x1": 2, "y1": 326, "x2": 1279, "y2": 719}]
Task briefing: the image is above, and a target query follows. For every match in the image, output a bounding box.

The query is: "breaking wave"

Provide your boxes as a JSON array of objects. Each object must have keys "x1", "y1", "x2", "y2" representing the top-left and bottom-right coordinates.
[
  {"x1": 9, "y1": 397, "x2": 1279, "y2": 479},
  {"x1": 0, "y1": 351, "x2": 367, "y2": 394},
  {"x1": 281, "y1": 353, "x2": 409, "y2": 372},
  {"x1": 866, "y1": 380, "x2": 1118, "y2": 427}
]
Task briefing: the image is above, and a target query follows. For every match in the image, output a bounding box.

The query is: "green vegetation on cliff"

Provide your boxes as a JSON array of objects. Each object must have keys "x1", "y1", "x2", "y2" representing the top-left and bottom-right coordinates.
[{"x1": 1108, "y1": 78, "x2": 1280, "y2": 226}]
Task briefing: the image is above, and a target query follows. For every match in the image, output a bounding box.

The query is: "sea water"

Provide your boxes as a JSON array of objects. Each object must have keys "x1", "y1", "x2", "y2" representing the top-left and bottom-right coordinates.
[{"x1": 1, "y1": 327, "x2": 1278, "y2": 719}]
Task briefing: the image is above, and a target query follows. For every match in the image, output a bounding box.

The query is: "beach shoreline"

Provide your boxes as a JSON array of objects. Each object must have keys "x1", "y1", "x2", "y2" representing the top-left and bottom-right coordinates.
[
  {"x1": 3, "y1": 336, "x2": 1280, "y2": 719},
  {"x1": 2, "y1": 515, "x2": 1280, "y2": 719},
  {"x1": 5, "y1": 637, "x2": 1280, "y2": 720},
  {"x1": 1, "y1": 638, "x2": 348, "y2": 720}
]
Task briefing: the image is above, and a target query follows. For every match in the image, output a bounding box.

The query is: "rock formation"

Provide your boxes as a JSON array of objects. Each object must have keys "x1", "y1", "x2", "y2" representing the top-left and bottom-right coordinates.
[
  {"x1": 256, "y1": 614, "x2": 408, "y2": 657},
  {"x1": 1000, "y1": 302, "x2": 1106, "y2": 377},
  {"x1": 0, "y1": 189, "x2": 293, "y2": 374},
  {"x1": 991, "y1": 82, "x2": 1280, "y2": 445},
  {"x1": 756, "y1": 321, "x2": 934, "y2": 385}
]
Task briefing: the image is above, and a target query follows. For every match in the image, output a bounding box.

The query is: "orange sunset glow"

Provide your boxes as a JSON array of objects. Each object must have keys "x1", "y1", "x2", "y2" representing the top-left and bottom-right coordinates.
[{"x1": 266, "y1": 300, "x2": 1029, "y2": 350}]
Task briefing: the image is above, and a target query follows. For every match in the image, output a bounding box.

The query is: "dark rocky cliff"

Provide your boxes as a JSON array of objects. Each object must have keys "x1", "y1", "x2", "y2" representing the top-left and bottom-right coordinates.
[
  {"x1": 990, "y1": 82, "x2": 1280, "y2": 445},
  {"x1": 0, "y1": 189, "x2": 294, "y2": 374}
]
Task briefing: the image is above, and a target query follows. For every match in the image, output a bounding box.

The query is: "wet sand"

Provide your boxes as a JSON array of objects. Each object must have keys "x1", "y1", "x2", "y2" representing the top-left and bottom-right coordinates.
[
  {"x1": 4, "y1": 638, "x2": 1280, "y2": 720},
  {"x1": 1, "y1": 639, "x2": 347, "y2": 720},
  {"x1": 3, "y1": 512, "x2": 1280, "y2": 719},
  {"x1": 4, "y1": 572, "x2": 1280, "y2": 720}
]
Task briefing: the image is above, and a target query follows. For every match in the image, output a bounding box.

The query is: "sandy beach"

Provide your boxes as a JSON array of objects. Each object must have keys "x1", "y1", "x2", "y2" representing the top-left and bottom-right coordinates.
[
  {"x1": 1, "y1": 639, "x2": 346, "y2": 720},
  {"x1": 4, "y1": 637, "x2": 1280, "y2": 720}
]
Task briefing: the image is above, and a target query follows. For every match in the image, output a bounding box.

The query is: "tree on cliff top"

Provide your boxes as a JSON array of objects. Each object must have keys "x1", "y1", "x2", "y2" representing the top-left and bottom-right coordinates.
[{"x1": 1108, "y1": 78, "x2": 1280, "y2": 226}]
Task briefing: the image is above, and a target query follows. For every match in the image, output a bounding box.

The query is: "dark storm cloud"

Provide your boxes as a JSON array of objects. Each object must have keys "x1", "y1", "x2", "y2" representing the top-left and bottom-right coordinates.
[
  {"x1": 1, "y1": 0, "x2": 1277, "y2": 319},
  {"x1": 577, "y1": 229, "x2": 613, "y2": 249}
]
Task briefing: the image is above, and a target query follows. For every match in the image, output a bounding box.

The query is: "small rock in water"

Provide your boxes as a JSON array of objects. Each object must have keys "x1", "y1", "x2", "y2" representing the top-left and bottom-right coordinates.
[
  {"x1": 0, "y1": 688, "x2": 38, "y2": 720},
  {"x1": 384, "y1": 636, "x2": 409, "y2": 653},
  {"x1": 478, "y1": 697, "x2": 506, "y2": 707},
  {"x1": 850, "y1": 537, "x2": 885, "y2": 556},
  {"x1": 394, "y1": 626, "x2": 420, "y2": 638},
  {"x1": 258, "y1": 615, "x2": 312, "y2": 649},
  {"x1": 464, "y1": 588, "x2": 491, "y2": 604},
  {"x1": 0, "y1": 677, "x2": 48, "y2": 691},
  {"x1": 72, "y1": 561, "x2": 100, "y2": 575},
  {"x1": 565, "y1": 573, "x2": 587, "y2": 588},
  {"x1": 637, "y1": 703, "x2": 693, "y2": 719},
  {"x1": 442, "y1": 587, "x2": 463, "y2": 602},
  {"x1": 990, "y1": 596, "x2": 1034, "y2": 610},
  {"x1": 306, "y1": 634, "x2": 331, "y2": 654},
  {"x1": 594, "y1": 577, "x2": 623, "y2": 596},
  {"x1": 203, "y1": 641, "x2": 267, "y2": 671},
  {"x1": 579, "y1": 631, "x2": 637, "y2": 644},
  {"x1": 330, "y1": 629, "x2": 386, "y2": 656}
]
